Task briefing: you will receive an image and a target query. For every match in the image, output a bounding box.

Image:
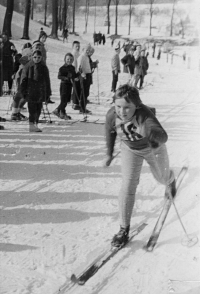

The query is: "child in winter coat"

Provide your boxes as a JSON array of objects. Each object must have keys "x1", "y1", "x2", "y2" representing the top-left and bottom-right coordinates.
[
  {"x1": 104, "y1": 84, "x2": 175, "y2": 247},
  {"x1": 53, "y1": 53, "x2": 77, "y2": 120},
  {"x1": 20, "y1": 50, "x2": 52, "y2": 132},
  {"x1": 11, "y1": 42, "x2": 32, "y2": 121},
  {"x1": 111, "y1": 44, "x2": 121, "y2": 93},
  {"x1": 71, "y1": 41, "x2": 81, "y2": 110},
  {"x1": 77, "y1": 44, "x2": 96, "y2": 114}
]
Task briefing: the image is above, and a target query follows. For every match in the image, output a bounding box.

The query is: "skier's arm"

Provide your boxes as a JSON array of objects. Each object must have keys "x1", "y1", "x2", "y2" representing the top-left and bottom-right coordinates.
[
  {"x1": 143, "y1": 107, "x2": 168, "y2": 148},
  {"x1": 104, "y1": 107, "x2": 117, "y2": 166}
]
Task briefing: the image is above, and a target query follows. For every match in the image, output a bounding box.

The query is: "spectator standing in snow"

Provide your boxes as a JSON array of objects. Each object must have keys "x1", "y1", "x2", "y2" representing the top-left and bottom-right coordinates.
[
  {"x1": 71, "y1": 41, "x2": 81, "y2": 110},
  {"x1": 52, "y1": 53, "x2": 77, "y2": 120},
  {"x1": 77, "y1": 44, "x2": 95, "y2": 114},
  {"x1": 134, "y1": 49, "x2": 149, "y2": 89},
  {"x1": 121, "y1": 46, "x2": 135, "y2": 82},
  {"x1": 111, "y1": 44, "x2": 121, "y2": 93},
  {"x1": 104, "y1": 84, "x2": 176, "y2": 247},
  {"x1": 1, "y1": 32, "x2": 17, "y2": 95},
  {"x1": 20, "y1": 50, "x2": 52, "y2": 132},
  {"x1": 11, "y1": 42, "x2": 32, "y2": 121}
]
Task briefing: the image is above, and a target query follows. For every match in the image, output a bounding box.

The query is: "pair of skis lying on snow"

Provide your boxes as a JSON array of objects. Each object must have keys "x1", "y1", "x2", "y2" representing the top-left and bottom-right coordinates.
[{"x1": 58, "y1": 167, "x2": 188, "y2": 291}]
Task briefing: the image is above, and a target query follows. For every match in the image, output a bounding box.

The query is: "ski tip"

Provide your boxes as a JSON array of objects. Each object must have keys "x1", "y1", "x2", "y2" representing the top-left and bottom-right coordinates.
[{"x1": 71, "y1": 274, "x2": 85, "y2": 286}]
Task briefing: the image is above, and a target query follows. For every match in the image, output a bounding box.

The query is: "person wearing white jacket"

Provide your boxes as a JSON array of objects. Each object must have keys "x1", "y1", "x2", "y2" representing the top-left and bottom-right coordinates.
[{"x1": 111, "y1": 44, "x2": 121, "y2": 93}]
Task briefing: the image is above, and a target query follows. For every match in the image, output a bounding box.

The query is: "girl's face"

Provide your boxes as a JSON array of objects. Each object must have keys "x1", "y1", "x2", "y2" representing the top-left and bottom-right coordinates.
[
  {"x1": 115, "y1": 97, "x2": 137, "y2": 122},
  {"x1": 32, "y1": 54, "x2": 42, "y2": 64},
  {"x1": 65, "y1": 55, "x2": 73, "y2": 65}
]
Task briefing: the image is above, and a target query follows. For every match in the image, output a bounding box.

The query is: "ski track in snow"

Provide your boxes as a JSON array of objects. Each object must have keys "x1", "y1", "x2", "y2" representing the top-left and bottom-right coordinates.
[{"x1": 1, "y1": 5, "x2": 200, "y2": 294}]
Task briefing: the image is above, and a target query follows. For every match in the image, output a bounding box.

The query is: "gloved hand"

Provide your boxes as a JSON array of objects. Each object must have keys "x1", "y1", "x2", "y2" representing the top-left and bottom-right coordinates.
[{"x1": 149, "y1": 132, "x2": 160, "y2": 149}]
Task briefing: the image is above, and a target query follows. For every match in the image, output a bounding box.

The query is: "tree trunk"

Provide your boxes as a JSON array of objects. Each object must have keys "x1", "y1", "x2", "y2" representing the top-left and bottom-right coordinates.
[
  {"x1": 106, "y1": 0, "x2": 111, "y2": 34},
  {"x1": 72, "y1": 0, "x2": 75, "y2": 33},
  {"x1": 50, "y1": 0, "x2": 58, "y2": 38},
  {"x1": 22, "y1": 0, "x2": 31, "y2": 39},
  {"x1": 62, "y1": 0, "x2": 67, "y2": 32},
  {"x1": 44, "y1": 0, "x2": 48, "y2": 26},
  {"x1": 84, "y1": 0, "x2": 90, "y2": 33},
  {"x1": 31, "y1": 0, "x2": 34, "y2": 20},
  {"x1": 128, "y1": 0, "x2": 133, "y2": 35},
  {"x1": 170, "y1": 0, "x2": 176, "y2": 37},
  {"x1": 58, "y1": 0, "x2": 62, "y2": 31},
  {"x1": 3, "y1": 0, "x2": 14, "y2": 38},
  {"x1": 115, "y1": 0, "x2": 119, "y2": 35}
]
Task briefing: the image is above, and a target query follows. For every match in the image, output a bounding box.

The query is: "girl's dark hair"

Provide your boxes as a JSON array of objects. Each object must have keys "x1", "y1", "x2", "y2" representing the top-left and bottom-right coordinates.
[
  {"x1": 113, "y1": 84, "x2": 142, "y2": 106},
  {"x1": 64, "y1": 52, "x2": 74, "y2": 63},
  {"x1": 72, "y1": 40, "x2": 80, "y2": 46},
  {"x1": 23, "y1": 42, "x2": 32, "y2": 49},
  {"x1": 32, "y1": 50, "x2": 42, "y2": 56}
]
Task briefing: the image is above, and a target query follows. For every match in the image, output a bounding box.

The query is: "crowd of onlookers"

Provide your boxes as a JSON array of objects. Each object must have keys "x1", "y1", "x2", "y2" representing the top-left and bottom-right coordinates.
[{"x1": 0, "y1": 30, "x2": 161, "y2": 132}]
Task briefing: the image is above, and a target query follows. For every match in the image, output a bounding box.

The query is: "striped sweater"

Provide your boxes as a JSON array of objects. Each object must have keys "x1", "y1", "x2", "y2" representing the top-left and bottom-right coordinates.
[{"x1": 105, "y1": 105, "x2": 168, "y2": 156}]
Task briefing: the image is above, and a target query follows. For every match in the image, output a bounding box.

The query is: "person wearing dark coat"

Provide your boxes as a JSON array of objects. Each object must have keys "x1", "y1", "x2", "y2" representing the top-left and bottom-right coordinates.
[
  {"x1": 20, "y1": 50, "x2": 52, "y2": 132},
  {"x1": 134, "y1": 49, "x2": 149, "y2": 89},
  {"x1": 1, "y1": 33, "x2": 17, "y2": 94},
  {"x1": 121, "y1": 47, "x2": 135, "y2": 77}
]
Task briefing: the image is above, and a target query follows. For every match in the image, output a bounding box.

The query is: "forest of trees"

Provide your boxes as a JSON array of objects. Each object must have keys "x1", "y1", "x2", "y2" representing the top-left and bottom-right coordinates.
[{"x1": 1, "y1": 0, "x2": 192, "y2": 40}]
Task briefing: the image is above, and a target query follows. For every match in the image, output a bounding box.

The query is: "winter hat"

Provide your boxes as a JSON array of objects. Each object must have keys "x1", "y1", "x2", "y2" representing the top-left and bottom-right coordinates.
[{"x1": 84, "y1": 43, "x2": 95, "y2": 56}]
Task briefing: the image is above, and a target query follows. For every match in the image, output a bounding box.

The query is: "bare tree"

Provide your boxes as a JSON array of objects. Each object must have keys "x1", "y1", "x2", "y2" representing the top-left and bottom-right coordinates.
[
  {"x1": 31, "y1": 0, "x2": 34, "y2": 20},
  {"x1": 113, "y1": 0, "x2": 120, "y2": 35},
  {"x1": 106, "y1": 0, "x2": 111, "y2": 34},
  {"x1": 21, "y1": 0, "x2": 31, "y2": 39},
  {"x1": 3, "y1": 0, "x2": 14, "y2": 37},
  {"x1": 58, "y1": 0, "x2": 62, "y2": 31},
  {"x1": 62, "y1": 0, "x2": 68, "y2": 32},
  {"x1": 170, "y1": 0, "x2": 177, "y2": 36},
  {"x1": 128, "y1": 0, "x2": 134, "y2": 35},
  {"x1": 84, "y1": 0, "x2": 90, "y2": 33},
  {"x1": 50, "y1": 0, "x2": 58, "y2": 38},
  {"x1": 146, "y1": 0, "x2": 157, "y2": 36},
  {"x1": 72, "y1": 0, "x2": 75, "y2": 33},
  {"x1": 44, "y1": 0, "x2": 48, "y2": 26}
]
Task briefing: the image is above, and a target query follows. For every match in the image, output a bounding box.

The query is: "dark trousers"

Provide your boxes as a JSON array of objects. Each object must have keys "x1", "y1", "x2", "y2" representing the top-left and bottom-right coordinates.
[
  {"x1": 13, "y1": 91, "x2": 26, "y2": 109},
  {"x1": 80, "y1": 74, "x2": 91, "y2": 112},
  {"x1": 57, "y1": 82, "x2": 72, "y2": 113},
  {"x1": 72, "y1": 80, "x2": 81, "y2": 105},
  {"x1": 28, "y1": 102, "x2": 43, "y2": 124},
  {"x1": 111, "y1": 71, "x2": 118, "y2": 92},
  {"x1": 134, "y1": 74, "x2": 144, "y2": 88}
]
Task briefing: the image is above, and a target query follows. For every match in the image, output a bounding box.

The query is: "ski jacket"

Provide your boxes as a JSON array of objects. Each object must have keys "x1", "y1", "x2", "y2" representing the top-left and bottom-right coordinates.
[
  {"x1": 58, "y1": 64, "x2": 77, "y2": 84},
  {"x1": 121, "y1": 54, "x2": 135, "y2": 74},
  {"x1": 111, "y1": 53, "x2": 120, "y2": 72},
  {"x1": 105, "y1": 105, "x2": 168, "y2": 156},
  {"x1": 20, "y1": 60, "x2": 51, "y2": 103}
]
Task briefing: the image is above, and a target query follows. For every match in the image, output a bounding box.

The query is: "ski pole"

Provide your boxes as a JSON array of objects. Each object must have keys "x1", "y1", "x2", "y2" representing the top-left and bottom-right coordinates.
[
  {"x1": 170, "y1": 196, "x2": 198, "y2": 247},
  {"x1": 96, "y1": 65, "x2": 100, "y2": 105}
]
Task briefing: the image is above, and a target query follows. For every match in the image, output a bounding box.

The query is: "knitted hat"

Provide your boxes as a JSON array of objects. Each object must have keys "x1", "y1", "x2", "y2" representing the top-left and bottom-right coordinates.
[{"x1": 84, "y1": 43, "x2": 95, "y2": 55}]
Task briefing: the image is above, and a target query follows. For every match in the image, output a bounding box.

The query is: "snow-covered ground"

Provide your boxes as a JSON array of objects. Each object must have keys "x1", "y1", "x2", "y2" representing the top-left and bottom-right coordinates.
[{"x1": 0, "y1": 4, "x2": 200, "y2": 294}]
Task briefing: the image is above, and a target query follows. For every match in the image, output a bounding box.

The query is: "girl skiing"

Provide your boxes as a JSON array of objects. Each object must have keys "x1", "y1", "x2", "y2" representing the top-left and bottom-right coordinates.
[{"x1": 104, "y1": 84, "x2": 176, "y2": 247}]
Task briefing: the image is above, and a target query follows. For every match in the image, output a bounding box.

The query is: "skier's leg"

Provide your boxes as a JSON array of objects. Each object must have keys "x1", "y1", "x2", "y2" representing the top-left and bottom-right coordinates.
[
  {"x1": 112, "y1": 143, "x2": 144, "y2": 246},
  {"x1": 145, "y1": 144, "x2": 175, "y2": 197},
  {"x1": 119, "y1": 143, "x2": 144, "y2": 228}
]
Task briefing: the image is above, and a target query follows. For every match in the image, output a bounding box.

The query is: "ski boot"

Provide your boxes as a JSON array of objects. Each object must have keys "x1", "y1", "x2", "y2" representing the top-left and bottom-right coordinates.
[{"x1": 111, "y1": 226, "x2": 130, "y2": 248}]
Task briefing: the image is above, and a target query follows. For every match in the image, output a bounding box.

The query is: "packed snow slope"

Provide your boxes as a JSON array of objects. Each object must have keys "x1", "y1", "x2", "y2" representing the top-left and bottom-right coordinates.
[{"x1": 0, "y1": 4, "x2": 200, "y2": 294}]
